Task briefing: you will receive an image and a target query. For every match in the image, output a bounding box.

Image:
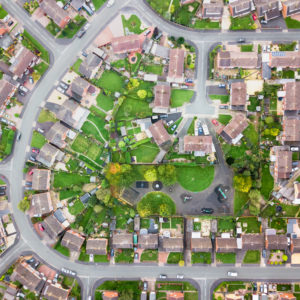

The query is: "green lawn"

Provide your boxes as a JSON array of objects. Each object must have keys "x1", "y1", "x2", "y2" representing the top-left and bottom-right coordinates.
[
  {"x1": 96, "y1": 93, "x2": 114, "y2": 111},
  {"x1": 31, "y1": 131, "x2": 47, "y2": 148},
  {"x1": 130, "y1": 141, "x2": 160, "y2": 163},
  {"x1": 22, "y1": 30, "x2": 50, "y2": 63},
  {"x1": 86, "y1": 143, "x2": 102, "y2": 161},
  {"x1": 33, "y1": 62, "x2": 49, "y2": 76},
  {"x1": 247, "y1": 97, "x2": 259, "y2": 112},
  {"x1": 238, "y1": 217, "x2": 261, "y2": 233},
  {"x1": 282, "y1": 70, "x2": 295, "y2": 79},
  {"x1": 90, "y1": 106, "x2": 107, "y2": 119},
  {"x1": 241, "y1": 44, "x2": 253, "y2": 52},
  {"x1": 230, "y1": 15, "x2": 255, "y2": 30},
  {"x1": 243, "y1": 124, "x2": 259, "y2": 146},
  {"x1": 121, "y1": 14, "x2": 145, "y2": 34},
  {"x1": 71, "y1": 58, "x2": 83, "y2": 75},
  {"x1": 115, "y1": 97, "x2": 152, "y2": 121},
  {"x1": 218, "y1": 218, "x2": 235, "y2": 233},
  {"x1": 59, "y1": 190, "x2": 79, "y2": 200},
  {"x1": 71, "y1": 134, "x2": 90, "y2": 153},
  {"x1": 261, "y1": 163, "x2": 274, "y2": 200},
  {"x1": 209, "y1": 94, "x2": 229, "y2": 103},
  {"x1": 243, "y1": 250, "x2": 260, "y2": 264},
  {"x1": 167, "y1": 252, "x2": 183, "y2": 264},
  {"x1": 193, "y1": 19, "x2": 220, "y2": 29},
  {"x1": 285, "y1": 17, "x2": 300, "y2": 29},
  {"x1": 68, "y1": 199, "x2": 85, "y2": 215},
  {"x1": 81, "y1": 121, "x2": 105, "y2": 144},
  {"x1": 79, "y1": 249, "x2": 90, "y2": 262},
  {"x1": 144, "y1": 64, "x2": 163, "y2": 75},
  {"x1": 54, "y1": 241, "x2": 70, "y2": 257},
  {"x1": 216, "y1": 252, "x2": 236, "y2": 264},
  {"x1": 140, "y1": 250, "x2": 158, "y2": 262},
  {"x1": 0, "y1": 127, "x2": 15, "y2": 157},
  {"x1": 92, "y1": 0, "x2": 106, "y2": 10},
  {"x1": 86, "y1": 113, "x2": 109, "y2": 141},
  {"x1": 176, "y1": 166, "x2": 214, "y2": 192},
  {"x1": 94, "y1": 254, "x2": 109, "y2": 263},
  {"x1": 58, "y1": 15, "x2": 87, "y2": 38},
  {"x1": 171, "y1": 89, "x2": 194, "y2": 107},
  {"x1": 53, "y1": 172, "x2": 90, "y2": 189},
  {"x1": 115, "y1": 249, "x2": 134, "y2": 263},
  {"x1": 137, "y1": 192, "x2": 176, "y2": 217},
  {"x1": 38, "y1": 109, "x2": 57, "y2": 123},
  {"x1": 191, "y1": 252, "x2": 211, "y2": 264},
  {"x1": 218, "y1": 115, "x2": 232, "y2": 125},
  {"x1": 46, "y1": 19, "x2": 61, "y2": 36},
  {"x1": 270, "y1": 218, "x2": 287, "y2": 234},
  {"x1": 95, "y1": 70, "x2": 125, "y2": 92},
  {"x1": 0, "y1": 5, "x2": 8, "y2": 19},
  {"x1": 234, "y1": 191, "x2": 248, "y2": 215}
]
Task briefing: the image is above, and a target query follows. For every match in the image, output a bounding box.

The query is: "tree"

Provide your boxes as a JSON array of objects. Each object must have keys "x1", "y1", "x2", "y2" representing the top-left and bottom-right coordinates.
[
  {"x1": 177, "y1": 37, "x2": 185, "y2": 44},
  {"x1": 233, "y1": 175, "x2": 252, "y2": 193},
  {"x1": 248, "y1": 189, "x2": 261, "y2": 216},
  {"x1": 119, "y1": 290, "x2": 134, "y2": 300},
  {"x1": 18, "y1": 198, "x2": 30, "y2": 212},
  {"x1": 144, "y1": 167, "x2": 157, "y2": 182},
  {"x1": 157, "y1": 164, "x2": 177, "y2": 186},
  {"x1": 93, "y1": 205, "x2": 103, "y2": 213},
  {"x1": 96, "y1": 188, "x2": 113, "y2": 207},
  {"x1": 105, "y1": 163, "x2": 136, "y2": 187},
  {"x1": 137, "y1": 89, "x2": 147, "y2": 99},
  {"x1": 270, "y1": 128, "x2": 280, "y2": 136},
  {"x1": 265, "y1": 116, "x2": 274, "y2": 124}
]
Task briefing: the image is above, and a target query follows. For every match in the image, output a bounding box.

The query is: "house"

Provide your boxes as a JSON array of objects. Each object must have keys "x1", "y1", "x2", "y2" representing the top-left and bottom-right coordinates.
[
  {"x1": 215, "y1": 237, "x2": 237, "y2": 252},
  {"x1": 161, "y1": 237, "x2": 184, "y2": 252},
  {"x1": 282, "y1": 119, "x2": 300, "y2": 143},
  {"x1": 274, "y1": 150, "x2": 292, "y2": 182},
  {"x1": 265, "y1": 235, "x2": 288, "y2": 250},
  {"x1": 217, "y1": 51, "x2": 260, "y2": 69},
  {"x1": 220, "y1": 113, "x2": 248, "y2": 144},
  {"x1": 283, "y1": 82, "x2": 300, "y2": 112},
  {"x1": 42, "y1": 214, "x2": 65, "y2": 239},
  {"x1": 39, "y1": 0, "x2": 71, "y2": 28},
  {"x1": 79, "y1": 53, "x2": 102, "y2": 79},
  {"x1": 47, "y1": 99, "x2": 90, "y2": 130},
  {"x1": 282, "y1": 0, "x2": 300, "y2": 18},
  {"x1": 254, "y1": 0, "x2": 281, "y2": 20},
  {"x1": 103, "y1": 291, "x2": 119, "y2": 300},
  {"x1": 138, "y1": 234, "x2": 159, "y2": 249},
  {"x1": 196, "y1": 0, "x2": 224, "y2": 20},
  {"x1": 69, "y1": 77, "x2": 90, "y2": 102},
  {"x1": 11, "y1": 261, "x2": 44, "y2": 293},
  {"x1": 0, "y1": 21, "x2": 9, "y2": 37},
  {"x1": 32, "y1": 169, "x2": 51, "y2": 191},
  {"x1": 111, "y1": 35, "x2": 141, "y2": 54},
  {"x1": 183, "y1": 135, "x2": 213, "y2": 156},
  {"x1": 45, "y1": 122, "x2": 69, "y2": 149},
  {"x1": 61, "y1": 230, "x2": 85, "y2": 252},
  {"x1": 86, "y1": 238, "x2": 108, "y2": 255},
  {"x1": 191, "y1": 237, "x2": 212, "y2": 252},
  {"x1": 42, "y1": 283, "x2": 70, "y2": 300},
  {"x1": 242, "y1": 234, "x2": 265, "y2": 250},
  {"x1": 168, "y1": 292, "x2": 184, "y2": 300},
  {"x1": 31, "y1": 192, "x2": 53, "y2": 217},
  {"x1": 0, "y1": 76, "x2": 18, "y2": 107},
  {"x1": 290, "y1": 237, "x2": 300, "y2": 253},
  {"x1": 153, "y1": 83, "x2": 171, "y2": 110},
  {"x1": 230, "y1": 82, "x2": 247, "y2": 111},
  {"x1": 149, "y1": 120, "x2": 172, "y2": 150},
  {"x1": 112, "y1": 233, "x2": 133, "y2": 249},
  {"x1": 9, "y1": 47, "x2": 37, "y2": 78},
  {"x1": 294, "y1": 183, "x2": 300, "y2": 204},
  {"x1": 167, "y1": 48, "x2": 185, "y2": 83},
  {"x1": 36, "y1": 143, "x2": 65, "y2": 168},
  {"x1": 229, "y1": 0, "x2": 252, "y2": 17},
  {"x1": 269, "y1": 51, "x2": 300, "y2": 69}
]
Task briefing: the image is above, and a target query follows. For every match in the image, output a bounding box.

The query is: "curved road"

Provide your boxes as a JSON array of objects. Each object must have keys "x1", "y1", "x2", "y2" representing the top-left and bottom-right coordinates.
[{"x1": 0, "y1": 0, "x2": 300, "y2": 298}]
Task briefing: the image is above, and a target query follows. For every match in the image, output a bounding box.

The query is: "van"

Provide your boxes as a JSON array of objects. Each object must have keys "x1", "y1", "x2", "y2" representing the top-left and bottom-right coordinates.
[{"x1": 227, "y1": 271, "x2": 238, "y2": 277}]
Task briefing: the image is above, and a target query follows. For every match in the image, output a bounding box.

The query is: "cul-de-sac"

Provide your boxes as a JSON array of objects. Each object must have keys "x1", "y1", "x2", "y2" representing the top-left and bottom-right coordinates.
[{"x1": 1, "y1": 0, "x2": 300, "y2": 299}]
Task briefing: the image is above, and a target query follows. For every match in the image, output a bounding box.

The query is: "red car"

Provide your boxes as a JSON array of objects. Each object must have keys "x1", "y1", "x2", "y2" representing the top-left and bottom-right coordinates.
[
  {"x1": 28, "y1": 170, "x2": 33, "y2": 175},
  {"x1": 38, "y1": 224, "x2": 44, "y2": 231},
  {"x1": 252, "y1": 14, "x2": 257, "y2": 21},
  {"x1": 211, "y1": 119, "x2": 219, "y2": 126},
  {"x1": 32, "y1": 148, "x2": 40, "y2": 154}
]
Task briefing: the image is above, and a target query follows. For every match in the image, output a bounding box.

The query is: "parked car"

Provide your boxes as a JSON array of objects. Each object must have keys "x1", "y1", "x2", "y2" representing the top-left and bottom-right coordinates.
[
  {"x1": 84, "y1": 23, "x2": 91, "y2": 31},
  {"x1": 177, "y1": 274, "x2": 184, "y2": 279},
  {"x1": 0, "y1": 186, "x2": 6, "y2": 190},
  {"x1": 261, "y1": 19, "x2": 268, "y2": 24},
  {"x1": 159, "y1": 274, "x2": 167, "y2": 279},
  {"x1": 60, "y1": 82, "x2": 68, "y2": 90},
  {"x1": 57, "y1": 86, "x2": 65, "y2": 94},
  {"x1": 291, "y1": 147, "x2": 299, "y2": 152},
  {"x1": 218, "y1": 83, "x2": 226, "y2": 88},
  {"x1": 82, "y1": 51, "x2": 88, "y2": 57},
  {"x1": 167, "y1": 120, "x2": 174, "y2": 126},
  {"x1": 17, "y1": 132, "x2": 22, "y2": 141},
  {"x1": 107, "y1": 0, "x2": 115, "y2": 7},
  {"x1": 0, "y1": 191, "x2": 5, "y2": 196},
  {"x1": 37, "y1": 128, "x2": 44, "y2": 134},
  {"x1": 253, "y1": 282, "x2": 257, "y2": 291},
  {"x1": 8, "y1": 20, "x2": 14, "y2": 27},
  {"x1": 227, "y1": 271, "x2": 238, "y2": 277},
  {"x1": 110, "y1": 249, "x2": 114, "y2": 257},
  {"x1": 262, "y1": 249, "x2": 266, "y2": 258},
  {"x1": 211, "y1": 119, "x2": 219, "y2": 126},
  {"x1": 219, "y1": 105, "x2": 228, "y2": 109},
  {"x1": 18, "y1": 90, "x2": 26, "y2": 96},
  {"x1": 143, "y1": 281, "x2": 148, "y2": 291},
  {"x1": 144, "y1": 29, "x2": 151, "y2": 36},
  {"x1": 38, "y1": 224, "x2": 44, "y2": 231},
  {"x1": 32, "y1": 148, "x2": 40, "y2": 154},
  {"x1": 252, "y1": 13, "x2": 257, "y2": 21},
  {"x1": 171, "y1": 124, "x2": 177, "y2": 131},
  {"x1": 29, "y1": 156, "x2": 36, "y2": 162},
  {"x1": 19, "y1": 85, "x2": 29, "y2": 93},
  {"x1": 77, "y1": 29, "x2": 86, "y2": 38},
  {"x1": 201, "y1": 208, "x2": 214, "y2": 214},
  {"x1": 237, "y1": 38, "x2": 245, "y2": 43},
  {"x1": 29, "y1": 76, "x2": 34, "y2": 84}
]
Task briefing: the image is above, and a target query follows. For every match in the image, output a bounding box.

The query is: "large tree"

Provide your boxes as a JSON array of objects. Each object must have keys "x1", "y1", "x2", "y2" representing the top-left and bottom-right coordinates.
[
  {"x1": 233, "y1": 175, "x2": 252, "y2": 193},
  {"x1": 248, "y1": 189, "x2": 261, "y2": 216},
  {"x1": 157, "y1": 164, "x2": 177, "y2": 186},
  {"x1": 144, "y1": 167, "x2": 157, "y2": 182},
  {"x1": 96, "y1": 188, "x2": 113, "y2": 207},
  {"x1": 105, "y1": 163, "x2": 136, "y2": 187}
]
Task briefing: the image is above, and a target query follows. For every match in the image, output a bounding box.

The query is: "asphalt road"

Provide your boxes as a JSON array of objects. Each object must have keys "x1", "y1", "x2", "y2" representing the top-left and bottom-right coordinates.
[{"x1": 1, "y1": 0, "x2": 300, "y2": 299}]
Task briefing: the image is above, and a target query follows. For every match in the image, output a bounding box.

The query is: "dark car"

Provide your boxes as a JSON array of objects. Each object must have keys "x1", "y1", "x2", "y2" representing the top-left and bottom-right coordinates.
[
  {"x1": 77, "y1": 29, "x2": 86, "y2": 38},
  {"x1": 0, "y1": 191, "x2": 6, "y2": 196},
  {"x1": 262, "y1": 249, "x2": 266, "y2": 258},
  {"x1": 219, "y1": 105, "x2": 229, "y2": 109},
  {"x1": 237, "y1": 38, "x2": 246, "y2": 43},
  {"x1": 0, "y1": 186, "x2": 6, "y2": 190},
  {"x1": 201, "y1": 208, "x2": 214, "y2": 214},
  {"x1": 110, "y1": 249, "x2": 114, "y2": 257}
]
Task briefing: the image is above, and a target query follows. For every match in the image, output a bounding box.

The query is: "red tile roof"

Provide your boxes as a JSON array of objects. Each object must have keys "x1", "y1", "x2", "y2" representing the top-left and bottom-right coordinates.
[
  {"x1": 274, "y1": 150, "x2": 292, "y2": 181},
  {"x1": 111, "y1": 35, "x2": 141, "y2": 54},
  {"x1": 230, "y1": 82, "x2": 247, "y2": 108},
  {"x1": 167, "y1": 48, "x2": 185, "y2": 82},
  {"x1": 282, "y1": 118, "x2": 300, "y2": 142},
  {"x1": 283, "y1": 81, "x2": 300, "y2": 111},
  {"x1": 149, "y1": 120, "x2": 172, "y2": 147},
  {"x1": 154, "y1": 84, "x2": 171, "y2": 108},
  {"x1": 184, "y1": 135, "x2": 213, "y2": 153}
]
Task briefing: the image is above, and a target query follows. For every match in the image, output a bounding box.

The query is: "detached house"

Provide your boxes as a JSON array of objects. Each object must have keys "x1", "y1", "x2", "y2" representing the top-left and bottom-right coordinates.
[
  {"x1": 167, "y1": 48, "x2": 185, "y2": 84},
  {"x1": 31, "y1": 192, "x2": 53, "y2": 217},
  {"x1": 229, "y1": 0, "x2": 252, "y2": 18},
  {"x1": 282, "y1": 118, "x2": 300, "y2": 143},
  {"x1": 86, "y1": 238, "x2": 108, "y2": 255},
  {"x1": 42, "y1": 214, "x2": 65, "y2": 240},
  {"x1": 79, "y1": 53, "x2": 102, "y2": 79},
  {"x1": 217, "y1": 51, "x2": 260, "y2": 69},
  {"x1": 283, "y1": 82, "x2": 300, "y2": 112},
  {"x1": 69, "y1": 77, "x2": 90, "y2": 102},
  {"x1": 183, "y1": 135, "x2": 213, "y2": 156},
  {"x1": 282, "y1": 0, "x2": 300, "y2": 18},
  {"x1": 254, "y1": 0, "x2": 281, "y2": 20},
  {"x1": 0, "y1": 76, "x2": 18, "y2": 107},
  {"x1": 153, "y1": 83, "x2": 171, "y2": 112},
  {"x1": 220, "y1": 113, "x2": 248, "y2": 144},
  {"x1": 196, "y1": 0, "x2": 224, "y2": 20},
  {"x1": 61, "y1": 230, "x2": 85, "y2": 252},
  {"x1": 36, "y1": 143, "x2": 65, "y2": 168},
  {"x1": 9, "y1": 47, "x2": 37, "y2": 78},
  {"x1": 230, "y1": 82, "x2": 247, "y2": 111},
  {"x1": 45, "y1": 122, "x2": 69, "y2": 149},
  {"x1": 111, "y1": 35, "x2": 141, "y2": 54},
  {"x1": 274, "y1": 150, "x2": 292, "y2": 182},
  {"x1": 32, "y1": 169, "x2": 51, "y2": 191},
  {"x1": 39, "y1": 0, "x2": 71, "y2": 28},
  {"x1": 149, "y1": 120, "x2": 172, "y2": 150}
]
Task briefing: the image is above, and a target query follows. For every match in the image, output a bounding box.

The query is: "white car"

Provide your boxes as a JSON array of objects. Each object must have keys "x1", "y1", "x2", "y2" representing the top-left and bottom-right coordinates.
[
  {"x1": 176, "y1": 274, "x2": 184, "y2": 279},
  {"x1": 227, "y1": 271, "x2": 238, "y2": 277},
  {"x1": 19, "y1": 85, "x2": 29, "y2": 93},
  {"x1": 107, "y1": 0, "x2": 115, "y2": 7},
  {"x1": 37, "y1": 128, "x2": 44, "y2": 134},
  {"x1": 57, "y1": 86, "x2": 65, "y2": 94},
  {"x1": 84, "y1": 23, "x2": 91, "y2": 31},
  {"x1": 167, "y1": 120, "x2": 174, "y2": 126}
]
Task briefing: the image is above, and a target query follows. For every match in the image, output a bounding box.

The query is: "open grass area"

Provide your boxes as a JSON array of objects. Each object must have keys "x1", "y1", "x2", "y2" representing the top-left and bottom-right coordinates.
[
  {"x1": 33, "y1": 62, "x2": 49, "y2": 76},
  {"x1": 230, "y1": 15, "x2": 255, "y2": 31},
  {"x1": 238, "y1": 217, "x2": 261, "y2": 233},
  {"x1": 95, "y1": 70, "x2": 125, "y2": 92},
  {"x1": 46, "y1": 19, "x2": 61, "y2": 36},
  {"x1": 130, "y1": 141, "x2": 160, "y2": 163},
  {"x1": 243, "y1": 124, "x2": 259, "y2": 145},
  {"x1": 71, "y1": 134, "x2": 90, "y2": 153},
  {"x1": 171, "y1": 89, "x2": 194, "y2": 108},
  {"x1": 194, "y1": 19, "x2": 220, "y2": 29},
  {"x1": 191, "y1": 252, "x2": 211, "y2": 264},
  {"x1": 22, "y1": 30, "x2": 49, "y2": 63},
  {"x1": 137, "y1": 192, "x2": 176, "y2": 217},
  {"x1": 87, "y1": 113, "x2": 109, "y2": 141},
  {"x1": 140, "y1": 250, "x2": 158, "y2": 262},
  {"x1": 90, "y1": 106, "x2": 107, "y2": 119},
  {"x1": 247, "y1": 96, "x2": 259, "y2": 112},
  {"x1": 68, "y1": 199, "x2": 85, "y2": 215},
  {"x1": 92, "y1": 0, "x2": 106, "y2": 10},
  {"x1": 0, "y1": 5, "x2": 8, "y2": 19},
  {"x1": 243, "y1": 250, "x2": 260, "y2": 264},
  {"x1": 96, "y1": 93, "x2": 114, "y2": 111},
  {"x1": 71, "y1": 58, "x2": 83, "y2": 75},
  {"x1": 38, "y1": 109, "x2": 57, "y2": 123},
  {"x1": 115, "y1": 249, "x2": 134, "y2": 263},
  {"x1": 261, "y1": 163, "x2": 274, "y2": 200},
  {"x1": 59, "y1": 190, "x2": 79, "y2": 200},
  {"x1": 176, "y1": 166, "x2": 214, "y2": 192},
  {"x1": 53, "y1": 172, "x2": 90, "y2": 189},
  {"x1": 0, "y1": 127, "x2": 15, "y2": 157},
  {"x1": 218, "y1": 114, "x2": 232, "y2": 125},
  {"x1": 121, "y1": 14, "x2": 144, "y2": 34},
  {"x1": 58, "y1": 15, "x2": 87, "y2": 38},
  {"x1": 54, "y1": 241, "x2": 70, "y2": 257},
  {"x1": 270, "y1": 218, "x2": 287, "y2": 234},
  {"x1": 167, "y1": 252, "x2": 183, "y2": 264},
  {"x1": 234, "y1": 191, "x2": 248, "y2": 215},
  {"x1": 209, "y1": 94, "x2": 229, "y2": 103},
  {"x1": 285, "y1": 17, "x2": 300, "y2": 29},
  {"x1": 31, "y1": 131, "x2": 47, "y2": 148},
  {"x1": 144, "y1": 64, "x2": 163, "y2": 75},
  {"x1": 216, "y1": 252, "x2": 236, "y2": 264}
]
